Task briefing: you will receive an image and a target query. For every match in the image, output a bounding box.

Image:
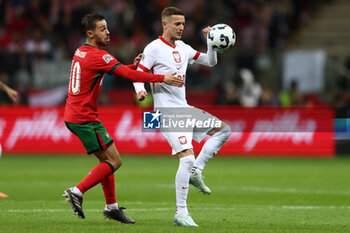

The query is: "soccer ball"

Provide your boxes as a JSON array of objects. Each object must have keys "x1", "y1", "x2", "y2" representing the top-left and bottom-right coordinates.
[{"x1": 208, "y1": 24, "x2": 236, "y2": 52}]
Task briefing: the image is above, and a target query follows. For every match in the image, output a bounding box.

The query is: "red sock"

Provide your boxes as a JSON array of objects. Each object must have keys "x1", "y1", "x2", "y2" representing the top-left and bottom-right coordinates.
[
  {"x1": 77, "y1": 162, "x2": 113, "y2": 194},
  {"x1": 101, "y1": 174, "x2": 117, "y2": 204}
]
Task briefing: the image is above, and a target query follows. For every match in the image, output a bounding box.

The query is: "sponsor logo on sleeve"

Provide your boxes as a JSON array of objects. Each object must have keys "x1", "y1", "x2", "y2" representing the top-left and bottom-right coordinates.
[{"x1": 102, "y1": 54, "x2": 114, "y2": 64}]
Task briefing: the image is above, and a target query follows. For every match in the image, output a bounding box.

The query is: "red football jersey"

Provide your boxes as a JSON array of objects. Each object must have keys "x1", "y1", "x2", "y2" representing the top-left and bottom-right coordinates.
[{"x1": 64, "y1": 44, "x2": 120, "y2": 124}]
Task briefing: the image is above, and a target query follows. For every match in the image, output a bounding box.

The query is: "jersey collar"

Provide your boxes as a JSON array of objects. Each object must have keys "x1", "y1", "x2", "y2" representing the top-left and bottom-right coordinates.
[
  {"x1": 83, "y1": 42, "x2": 95, "y2": 48},
  {"x1": 158, "y1": 36, "x2": 176, "y2": 49}
]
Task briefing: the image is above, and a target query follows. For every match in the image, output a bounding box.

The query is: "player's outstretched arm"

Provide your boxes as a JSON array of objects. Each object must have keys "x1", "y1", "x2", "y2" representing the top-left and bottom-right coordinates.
[
  {"x1": 135, "y1": 72, "x2": 183, "y2": 101},
  {"x1": 113, "y1": 65, "x2": 183, "y2": 87},
  {"x1": 193, "y1": 26, "x2": 217, "y2": 67},
  {"x1": 163, "y1": 72, "x2": 182, "y2": 86},
  {"x1": 202, "y1": 26, "x2": 211, "y2": 38},
  {"x1": 0, "y1": 81, "x2": 18, "y2": 103}
]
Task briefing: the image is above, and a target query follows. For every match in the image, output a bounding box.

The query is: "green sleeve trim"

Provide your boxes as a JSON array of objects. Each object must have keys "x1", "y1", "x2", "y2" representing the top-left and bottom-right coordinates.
[{"x1": 108, "y1": 63, "x2": 121, "y2": 75}]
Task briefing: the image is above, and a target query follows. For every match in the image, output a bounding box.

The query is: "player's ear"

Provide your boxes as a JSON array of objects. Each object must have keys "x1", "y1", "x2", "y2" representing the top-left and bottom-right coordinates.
[
  {"x1": 86, "y1": 30, "x2": 93, "y2": 38},
  {"x1": 162, "y1": 20, "x2": 168, "y2": 31}
]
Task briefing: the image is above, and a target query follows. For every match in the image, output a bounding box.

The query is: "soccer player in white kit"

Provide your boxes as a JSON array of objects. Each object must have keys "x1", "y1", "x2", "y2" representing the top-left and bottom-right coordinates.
[{"x1": 133, "y1": 7, "x2": 231, "y2": 227}]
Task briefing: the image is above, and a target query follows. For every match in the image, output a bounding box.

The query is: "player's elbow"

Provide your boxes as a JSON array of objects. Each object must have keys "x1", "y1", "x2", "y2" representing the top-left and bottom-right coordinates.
[{"x1": 208, "y1": 60, "x2": 217, "y2": 67}]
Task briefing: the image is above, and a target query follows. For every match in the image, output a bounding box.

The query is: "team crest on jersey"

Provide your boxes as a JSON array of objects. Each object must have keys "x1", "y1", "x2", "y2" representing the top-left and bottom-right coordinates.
[
  {"x1": 173, "y1": 51, "x2": 182, "y2": 63},
  {"x1": 102, "y1": 54, "x2": 114, "y2": 64},
  {"x1": 178, "y1": 136, "x2": 187, "y2": 145}
]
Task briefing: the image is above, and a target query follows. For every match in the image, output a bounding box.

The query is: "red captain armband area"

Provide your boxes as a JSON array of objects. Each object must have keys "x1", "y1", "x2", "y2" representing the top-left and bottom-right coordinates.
[
  {"x1": 113, "y1": 64, "x2": 164, "y2": 83},
  {"x1": 193, "y1": 51, "x2": 200, "y2": 60}
]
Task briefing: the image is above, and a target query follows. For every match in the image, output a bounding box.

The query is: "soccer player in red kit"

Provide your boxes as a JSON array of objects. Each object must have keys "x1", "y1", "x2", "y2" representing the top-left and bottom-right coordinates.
[
  {"x1": 0, "y1": 80, "x2": 18, "y2": 198},
  {"x1": 62, "y1": 13, "x2": 183, "y2": 224}
]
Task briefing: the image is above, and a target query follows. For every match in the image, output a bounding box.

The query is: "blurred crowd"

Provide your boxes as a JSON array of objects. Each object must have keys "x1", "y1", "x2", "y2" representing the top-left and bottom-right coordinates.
[{"x1": 0, "y1": 0, "x2": 336, "y2": 107}]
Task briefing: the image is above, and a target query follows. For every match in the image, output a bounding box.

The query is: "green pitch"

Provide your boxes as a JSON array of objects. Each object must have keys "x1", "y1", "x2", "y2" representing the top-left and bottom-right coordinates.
[{"x1": 0, "y1": 155, "x2": 350, "y2": 233}]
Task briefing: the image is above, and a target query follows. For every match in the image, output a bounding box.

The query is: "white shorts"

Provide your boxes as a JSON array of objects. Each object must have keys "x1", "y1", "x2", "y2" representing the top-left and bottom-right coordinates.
[{"x1": 159, "y1": 106, "x2": 222, "y2": 155}]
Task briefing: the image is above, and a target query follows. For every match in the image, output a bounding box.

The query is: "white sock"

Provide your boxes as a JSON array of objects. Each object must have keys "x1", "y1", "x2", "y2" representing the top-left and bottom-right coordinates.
[
  {"x1": 175, "y1": 155, "x2": 195, "y2": 215},
  {"x1": 176, "y1": 206, "x2": 188, "y2": 215},
  {"x1": 107, "y1": 202, "x2": 119, "y2": 210},
  {"x1": 193, "y1": 125, "x2": 231, "y2": 171},
  {"x1": 71, "y1": 186, "x2": 83, "y2": 197}
]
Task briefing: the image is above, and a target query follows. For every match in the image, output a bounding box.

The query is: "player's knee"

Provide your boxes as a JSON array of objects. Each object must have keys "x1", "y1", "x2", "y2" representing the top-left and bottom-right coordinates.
[
  {"x1": 113, "y1": 159, "x2": 122, "y2": 170},
  {"x1": 177, "y1": 148, "x2": 194, "y2": 158},
  {"x1": 215, "y1": 124, "x2": 231, "y2": 141},
  {"x1": 106, "y1": 158, "x2": 122, "y2": 172},
  {"x1": 223, "y1": 125, "x2": 231, "y2": 139}
]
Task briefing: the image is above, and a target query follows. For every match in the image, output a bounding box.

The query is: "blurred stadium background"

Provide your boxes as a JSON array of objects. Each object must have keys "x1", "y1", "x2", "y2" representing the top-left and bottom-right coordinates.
[{"x1": 0, "y1": 0, "x2": 349, "y2": 156}]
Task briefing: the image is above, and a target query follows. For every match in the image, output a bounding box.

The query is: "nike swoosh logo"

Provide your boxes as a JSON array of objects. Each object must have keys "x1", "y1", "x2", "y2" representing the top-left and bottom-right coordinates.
[
  {"x1": 182, "y1": 187, "x2": 189, "y2": 189},
  {"x1": 176, "y1": 67, "x2": 181, "y2": 70}
]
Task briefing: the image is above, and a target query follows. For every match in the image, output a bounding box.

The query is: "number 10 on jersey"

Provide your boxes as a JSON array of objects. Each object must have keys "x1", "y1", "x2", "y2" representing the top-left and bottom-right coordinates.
[{"x1": 69, "y1": 61, "x2": 81, "y2": 95}]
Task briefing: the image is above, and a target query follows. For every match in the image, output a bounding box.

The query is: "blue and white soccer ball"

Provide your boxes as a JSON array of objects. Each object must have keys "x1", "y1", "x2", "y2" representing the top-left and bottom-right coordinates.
[{"x1": 208, "y1": 24, "x2": 236, "y2": 53}]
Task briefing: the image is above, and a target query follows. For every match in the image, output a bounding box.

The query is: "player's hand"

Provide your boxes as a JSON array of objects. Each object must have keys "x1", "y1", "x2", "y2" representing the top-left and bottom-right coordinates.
[
  {"x1": 136, "y1": 90, "x2": 148, "y2": 101},
  {"x1": 202, "y1": 26, "x2": 211, "y2": 39},
  {"x1": 133, "y1": 53, "x2": 143, "y2": 68},
  {"x1": 6, "y1": 87, "x2": 18, "y2": 103},
  {"x1": 163, "y1": 72, "x2": 184, "y2": 87}
]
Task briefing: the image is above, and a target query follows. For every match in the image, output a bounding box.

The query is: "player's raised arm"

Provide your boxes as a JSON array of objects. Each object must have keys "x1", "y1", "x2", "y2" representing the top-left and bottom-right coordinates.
[
  {"x1": 112, "y1": 65, "x2": 183, "y2": 87},
  {"x1": 191, "y1": 26, "x2": 217, "y2": 67}
]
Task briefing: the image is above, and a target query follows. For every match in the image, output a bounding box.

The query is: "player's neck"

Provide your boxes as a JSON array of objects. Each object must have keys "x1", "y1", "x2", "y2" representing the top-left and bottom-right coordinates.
[
  {"x1": 161, "y1": 34, "x2": 175, "y2": 47},
  {"x1": 85, "y1": 39, "x2": 102, "y2": 49}
]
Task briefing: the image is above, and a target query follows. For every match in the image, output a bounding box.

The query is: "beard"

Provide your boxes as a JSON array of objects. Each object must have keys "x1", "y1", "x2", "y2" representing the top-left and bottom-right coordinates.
[{"x1": 96, "y1": 37, "x2": 109, "y2": 47}]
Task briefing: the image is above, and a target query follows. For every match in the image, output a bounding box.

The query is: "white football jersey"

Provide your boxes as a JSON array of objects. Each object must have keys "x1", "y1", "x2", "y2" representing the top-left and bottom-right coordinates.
[
  {"x1": 136, "y1": 36, "x2": 201, "y2": 107},
  {"x1": 134, "y1": 36, "x2": 217, "y2": 108}
]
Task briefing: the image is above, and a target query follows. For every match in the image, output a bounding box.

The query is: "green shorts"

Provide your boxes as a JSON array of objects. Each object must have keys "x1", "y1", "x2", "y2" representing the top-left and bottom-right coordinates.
[{"x1": 65, "y1": 121, "x2": 114, "y2": 154}]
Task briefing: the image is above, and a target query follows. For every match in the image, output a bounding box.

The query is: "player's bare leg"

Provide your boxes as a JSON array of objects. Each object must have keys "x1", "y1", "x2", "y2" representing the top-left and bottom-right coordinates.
[
  {"x1": 190, "y1": 122, "x2": 231, "y2": 194},
  {"x1": 173, "y1": 149, "x2": 198, "y2": 227}
]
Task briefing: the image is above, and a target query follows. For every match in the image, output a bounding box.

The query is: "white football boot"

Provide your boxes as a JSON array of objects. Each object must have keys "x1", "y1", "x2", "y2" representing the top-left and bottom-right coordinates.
[
  {"x1": 174, "y1": 212, "x2": 198, "y2": 227},
  {"x1": 189, "y1": 171, "x2": 211, "y2": 195}
]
